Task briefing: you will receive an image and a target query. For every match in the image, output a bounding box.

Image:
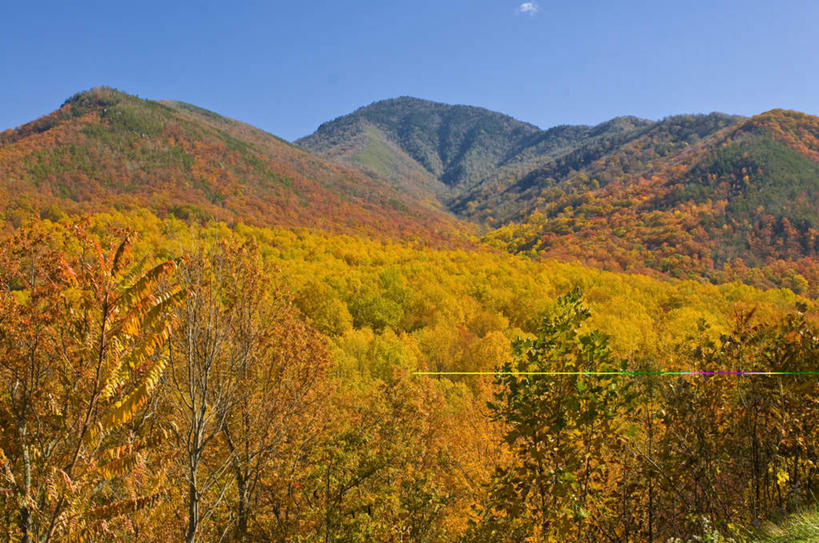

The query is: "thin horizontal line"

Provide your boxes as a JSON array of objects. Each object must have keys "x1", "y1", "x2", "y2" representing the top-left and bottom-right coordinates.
[{"x1": 412, "y1": 371, "x2": 819, "y2": 376}]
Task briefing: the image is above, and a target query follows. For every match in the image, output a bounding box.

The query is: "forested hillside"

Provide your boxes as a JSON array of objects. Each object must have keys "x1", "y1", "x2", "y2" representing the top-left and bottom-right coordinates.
[
  {"x1": 0, "y1": 88, "x2": 466, "y2": 243},
  {"x1": 2, "y1": 88, "x2": 819, "y2": 542},
  {"x1": 1, "y1": 212, "x2": 817, "y2": 542},
  {"x1": 487, "y1": 109, "x2": 819, "y2": 293},
  {"x1": 296, "y1": 97, "x2": 743, "y2": 218},
  {"x1": 298, "y1": 97, "x2": 543, "y2": 198},
  {"x1": 301, "y1": 99, "x2": 819, "y2": 294}
]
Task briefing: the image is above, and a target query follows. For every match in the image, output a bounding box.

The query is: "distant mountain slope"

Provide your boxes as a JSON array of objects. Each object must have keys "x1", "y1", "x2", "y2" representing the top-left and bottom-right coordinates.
[
  {"x1": 300, "y1": 98, "x2": 819, "y2": 293},
  {"x1": 297, "y1": 97, "x2": 740, "y2": 219},
  {"x1": 0, "y1": 88, "x2": 467, "y2": 243},
  {"x1": 297, "y1": 97, "x2": 550, "y2": 198},
  {"x1": 486, "y1": 109, "x2": 819, "y2": 291},
  {"x1": 454, "y1": 112, "x2": 741, "y2": 223},
  {"x1": 5, "y1": 90, "x2": 817, "y2": 292}
]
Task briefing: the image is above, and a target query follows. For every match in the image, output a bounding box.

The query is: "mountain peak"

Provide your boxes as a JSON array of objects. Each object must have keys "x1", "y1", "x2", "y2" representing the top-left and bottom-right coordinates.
[
  {"x1": 298, "y1": 97, "x2": 547, "y2": 194},
  {"x1": 0, "y1": 87, "x2": 466, "y2": 242},
  {"x1": 589, "y1": 115, "x2": 653, "y2": 136},
  {"x1": 61, "y1": 86, "x2": 135, "y2": 113}
]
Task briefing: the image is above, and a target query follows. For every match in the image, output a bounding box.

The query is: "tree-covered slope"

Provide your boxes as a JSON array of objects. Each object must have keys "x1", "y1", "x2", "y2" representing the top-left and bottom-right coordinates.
[
  {"x1": 0, "y1": 87, "x2": 468, "y2": 243},
  {"x1": 453, "y1": 112, "x2": 741, "y2": 223},
  {"x1": 2, "y1": 211, "x2": 816, "y2": 542},
  {"x1": 300, "y1": 98, "x2": 819, "y2": 291},
  {"x1": 6, "y1": 90, "x2": 818, "y2": 292},
  {"x1": 296, "y1": 96, "x2": 604, "y2": 199},
  {"x1": 487, "y1": 109, "x2": 819, "y2": 292},
  {"x1": 297, "y1": 97, "x2": 740, "y2": 216}
]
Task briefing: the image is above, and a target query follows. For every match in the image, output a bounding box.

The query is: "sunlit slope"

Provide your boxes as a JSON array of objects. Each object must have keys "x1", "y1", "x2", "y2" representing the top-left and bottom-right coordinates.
[
  {"x1": 753, "y1": 510, "x2": 819, "y2": 542},
  {"x1": 486, "y1": 109, "x2": 819, "y2": 291},
  {"x1": 297, "y1": 96, "x2": 546, "y2": 199},
  {"x1": 0, "y1": 87, "x2": 468, "y2": 243},
  {"x1": 296, "y1": 96, "x2": 740, "y2": 220},
  {"x1": 89, "y1": 210, "x2": 813, "y2": 367},
  {"x1": 300, "y1": 98, "x2": 819, "y2": 292}
]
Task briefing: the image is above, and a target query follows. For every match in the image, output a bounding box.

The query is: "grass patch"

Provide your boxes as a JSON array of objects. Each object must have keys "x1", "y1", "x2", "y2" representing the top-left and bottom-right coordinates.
[{"x1": 752, "y1": 509, "x2": 819, "y2": 542}]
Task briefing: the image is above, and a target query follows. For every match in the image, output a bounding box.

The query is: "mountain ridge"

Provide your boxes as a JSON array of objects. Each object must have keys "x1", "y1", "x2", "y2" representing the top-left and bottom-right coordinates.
[
  {"x1": 3, "y1": 88, "x2": 818, "y2": 292},
  {"x1": 296, "y1": 97, "x2": 743, "y2": 211},
  {"x1": 0, "y1": 87, "x2": 469, "y2": 243},
  {"x1": 298, "y1": 97, "x2": 819, "y2": 292}
]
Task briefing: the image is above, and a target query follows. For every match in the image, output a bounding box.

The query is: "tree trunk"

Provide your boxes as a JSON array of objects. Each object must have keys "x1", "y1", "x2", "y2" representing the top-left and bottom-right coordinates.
[
  {"x1": 20, "y1": 426, "x2": 32, "y2": 543},
  {"x1": 236, "y1": 470, "x2": 249, "y2": 542},
  {"x1": 19, "y1": 506, "x2": 31, "y2": 543},
  {"x1": 186, "y1": 459, "x2": 200, "y2": 543},
  {"x1": 647, "y1": 409, "x2": 654, "y2": 543}
]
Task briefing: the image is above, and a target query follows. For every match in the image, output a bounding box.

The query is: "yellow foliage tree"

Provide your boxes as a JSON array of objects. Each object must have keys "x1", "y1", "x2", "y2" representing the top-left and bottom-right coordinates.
[{"x1": 0, "y1": 222, "x2": 185, "y2": 542}]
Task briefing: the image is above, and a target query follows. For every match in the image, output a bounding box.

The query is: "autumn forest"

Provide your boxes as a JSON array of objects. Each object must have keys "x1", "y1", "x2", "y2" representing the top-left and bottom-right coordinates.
[{"x1": 1, "y1": 87, "x2": 819, "y2": 542}]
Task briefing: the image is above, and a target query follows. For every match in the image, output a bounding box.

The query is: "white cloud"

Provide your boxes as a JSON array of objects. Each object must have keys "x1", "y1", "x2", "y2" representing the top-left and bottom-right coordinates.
[{"x1": 517, "y1": 1, "x2": 539, "y2": 15}]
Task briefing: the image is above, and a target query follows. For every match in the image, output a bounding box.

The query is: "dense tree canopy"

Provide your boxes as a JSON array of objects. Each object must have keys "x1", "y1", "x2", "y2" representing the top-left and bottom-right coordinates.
[
  {"x1": 0, "y1": 214, "x2": 816, "y2": 542},
  {"x1": 2, "y1": 90, "x2": 819, "y2": 542}
]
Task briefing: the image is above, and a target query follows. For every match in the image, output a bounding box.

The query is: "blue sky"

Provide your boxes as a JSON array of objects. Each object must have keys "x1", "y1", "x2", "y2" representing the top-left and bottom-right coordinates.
[{"x1": 1, "y1": 0, "x2": 817, "y2": 141}]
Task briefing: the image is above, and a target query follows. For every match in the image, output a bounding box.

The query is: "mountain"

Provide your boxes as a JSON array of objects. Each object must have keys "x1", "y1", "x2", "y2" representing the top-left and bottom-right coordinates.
[
  {"x1": 296, "y1": 96, "x2": 616, "y2": 200},
  {"x1": 4, "y1": 90, "x2": 817, "y2": 291},
  {"x1": 300, "y1": 98, "x2": 819, "y2": 292},
  {"x1": 2, "y1": 91, "x2": 818, "y2": 543},
  {"x1": 486, "y1": 108, "x2": 819, "y2": 290},
  {"x1": 451, "y1": 112, "x2": 741, "y2": 223},
  {"x1": 0, "y1": 88, "x2": 467, "y2": 243},
  {"x1": 296, "y1": 97, "x2": 741, "y2": 221}
]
